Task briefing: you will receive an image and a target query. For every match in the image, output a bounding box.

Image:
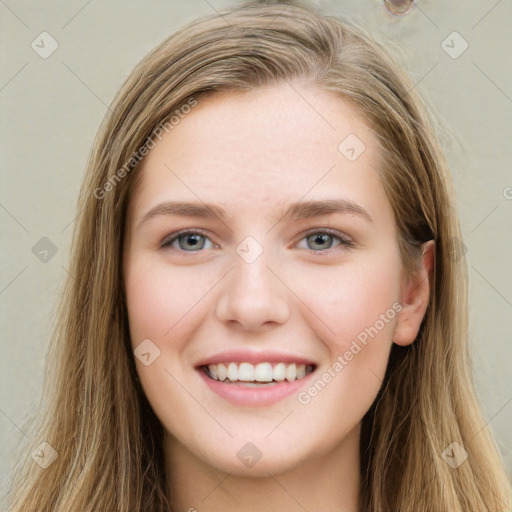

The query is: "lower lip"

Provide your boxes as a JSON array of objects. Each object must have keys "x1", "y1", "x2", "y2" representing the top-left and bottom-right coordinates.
[{"x1": 198, "y1": 369, "x2": 315, "y2": 406}]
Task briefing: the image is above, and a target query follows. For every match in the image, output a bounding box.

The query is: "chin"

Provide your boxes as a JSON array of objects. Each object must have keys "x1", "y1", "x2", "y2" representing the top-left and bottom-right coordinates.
[{"x1": 199, "y1": 441, "x2": 310, "y2": 477}]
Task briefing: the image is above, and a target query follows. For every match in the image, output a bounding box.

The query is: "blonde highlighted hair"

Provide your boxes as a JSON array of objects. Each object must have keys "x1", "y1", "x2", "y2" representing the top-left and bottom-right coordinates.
[{"x1": 8, "y1": 2, "x2": 511, "y2": 511}]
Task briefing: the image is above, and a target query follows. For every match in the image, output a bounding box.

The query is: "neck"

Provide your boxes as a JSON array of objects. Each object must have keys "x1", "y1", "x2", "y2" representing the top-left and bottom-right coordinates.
[{"x1": 164, "y1": 425, "x2": 361, "y2": 512}]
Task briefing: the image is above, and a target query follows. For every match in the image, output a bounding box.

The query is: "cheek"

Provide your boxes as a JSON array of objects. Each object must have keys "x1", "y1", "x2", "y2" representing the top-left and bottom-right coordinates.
[
  {"x1": 292, "y1": 246, "x2": 401, "y2": 380},
  {"x1": 123, "y1": 257, "x2": 215, "y2": 436},
  {"x1": 124, "y1": 256, "x2": 210, "y2": 348},
  {"x1": 124, "y1": 267, "x2": 174, "y2": 347},
  {"x1": 291, "y1": 254, "x2": 401, "y2": 449}
]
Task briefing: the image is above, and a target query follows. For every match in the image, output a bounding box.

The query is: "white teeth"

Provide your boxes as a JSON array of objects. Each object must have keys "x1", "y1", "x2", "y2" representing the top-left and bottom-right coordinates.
[
  {"x1": 238, "y1": 362, "x2": 255, "y2": 381},
  {"x1": 204, "y1": 361, "x2": 313, "y2": 383},
  {"x1": 208, "y1": 364, "x2": 218, "y2": 380},
  {"x1": 217, "y1": 363, "x2": 227, "y2": 381},
  {"x1": 285, "y1": 363, "x2": 296, "y2": 382},
  {"x1": 273, "y1": 362, "x2": 286, "y2": 381},
  {"x1": 254, "y1": 362, "x2": 273, "y2": 382},
  {"x1": 227, "y1": 362, "x2": 238, "y2": 382}
]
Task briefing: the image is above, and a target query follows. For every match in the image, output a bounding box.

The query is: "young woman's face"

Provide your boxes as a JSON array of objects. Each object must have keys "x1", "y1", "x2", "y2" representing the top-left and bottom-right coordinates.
[{"x1": 123, "y1": 83, "x2": 425, "y2": 476}]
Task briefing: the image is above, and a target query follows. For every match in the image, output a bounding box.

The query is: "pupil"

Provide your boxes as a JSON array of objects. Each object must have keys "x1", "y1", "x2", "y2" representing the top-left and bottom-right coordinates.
[
  {"x1": 312, "y1": 234, "x2": 330, "y2": 249},
  {"x1": 182, "y1": 234, "x2": 202, "y2": 250}
]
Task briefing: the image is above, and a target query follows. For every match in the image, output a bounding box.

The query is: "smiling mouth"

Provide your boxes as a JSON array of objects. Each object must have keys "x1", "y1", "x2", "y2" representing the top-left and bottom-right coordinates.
[{"x1": 201, "y1": 362, "x2": 315, "y2": 385}]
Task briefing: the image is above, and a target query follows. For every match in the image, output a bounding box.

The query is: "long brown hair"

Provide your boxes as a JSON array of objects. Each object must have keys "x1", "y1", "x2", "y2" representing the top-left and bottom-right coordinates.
[{"x1": 8, "y1": 2, "x2": 511, "y2": 510}]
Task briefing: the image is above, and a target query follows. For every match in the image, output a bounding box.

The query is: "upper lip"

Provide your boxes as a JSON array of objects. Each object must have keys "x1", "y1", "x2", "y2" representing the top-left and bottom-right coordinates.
[{"x1": 195, "y1": 349, "x2": 317, "y2": 367}]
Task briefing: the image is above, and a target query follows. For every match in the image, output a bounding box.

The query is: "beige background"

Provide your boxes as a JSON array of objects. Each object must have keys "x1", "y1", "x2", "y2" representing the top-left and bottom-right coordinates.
[{"x1": 1, "y1": 0, "x2": 511, "y2": 504}]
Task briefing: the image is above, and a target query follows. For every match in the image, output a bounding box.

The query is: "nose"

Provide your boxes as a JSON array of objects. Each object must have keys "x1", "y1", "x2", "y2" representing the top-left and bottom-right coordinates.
[{"x1": 215, "y1": 247, "x2": 290, "y2": 331}]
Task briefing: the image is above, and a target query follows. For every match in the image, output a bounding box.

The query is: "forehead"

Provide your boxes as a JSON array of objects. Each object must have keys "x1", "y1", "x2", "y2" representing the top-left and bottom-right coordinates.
[{"x1": 126, "y1": 83, "x2": 387, "y2": 223}]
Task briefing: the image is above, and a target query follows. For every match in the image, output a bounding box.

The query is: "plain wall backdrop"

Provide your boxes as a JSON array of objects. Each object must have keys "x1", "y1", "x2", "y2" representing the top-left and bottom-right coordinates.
[{"x1": 1, "y1": 0, "x2": 511, "y2": 505}]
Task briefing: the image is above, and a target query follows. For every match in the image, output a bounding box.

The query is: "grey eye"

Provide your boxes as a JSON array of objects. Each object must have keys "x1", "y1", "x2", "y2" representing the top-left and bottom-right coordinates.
[
  {"x1": 306, "y1": 233, "x2": 337, "y2": 250},
  {"x1": 162, "y1": 231, "x2": 214, "y2": 251}
]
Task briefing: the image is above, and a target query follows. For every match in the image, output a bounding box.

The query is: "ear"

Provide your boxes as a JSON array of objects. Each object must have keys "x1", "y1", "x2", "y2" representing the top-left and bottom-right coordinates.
[{"x1": 393, "y1": 240, "x2": 435, "y2": 347}]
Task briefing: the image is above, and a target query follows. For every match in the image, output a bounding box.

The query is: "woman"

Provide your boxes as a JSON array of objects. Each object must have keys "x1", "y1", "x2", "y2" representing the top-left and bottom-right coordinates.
[{"x1": 8, "y1": 2, "x2": 511, "y2": 511}]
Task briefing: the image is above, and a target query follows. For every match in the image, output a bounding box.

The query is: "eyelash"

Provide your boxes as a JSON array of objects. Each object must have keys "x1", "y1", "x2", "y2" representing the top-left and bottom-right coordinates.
[{"x1": 160, "y1": 228, "x2": 354, "y2": 254}]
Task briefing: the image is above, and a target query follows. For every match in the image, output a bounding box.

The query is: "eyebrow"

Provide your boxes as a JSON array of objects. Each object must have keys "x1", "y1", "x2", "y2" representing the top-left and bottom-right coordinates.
[
  {"x1": 136, "y1": 198, "x2": 372, "y2": 230},
  {"x1": 278, "y1": 198, "x2": 372, "y2": 224}
]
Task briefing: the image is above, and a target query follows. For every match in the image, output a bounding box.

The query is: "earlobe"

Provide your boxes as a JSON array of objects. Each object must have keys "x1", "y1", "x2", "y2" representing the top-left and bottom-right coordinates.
[{"x1": 393, "y1": 240, "x2": 435, "y2": 347}]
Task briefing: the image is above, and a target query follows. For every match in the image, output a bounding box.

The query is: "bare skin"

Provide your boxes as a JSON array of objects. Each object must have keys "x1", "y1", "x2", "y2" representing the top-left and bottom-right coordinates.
[{"x1": 123, "y1": 82, "x2": 434, "y2": 511}]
